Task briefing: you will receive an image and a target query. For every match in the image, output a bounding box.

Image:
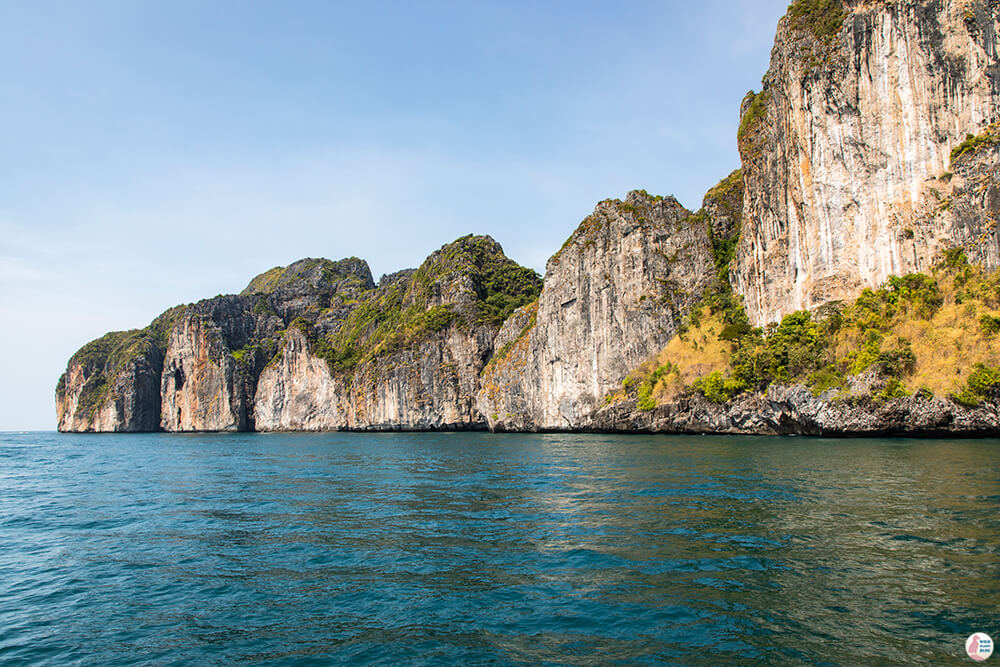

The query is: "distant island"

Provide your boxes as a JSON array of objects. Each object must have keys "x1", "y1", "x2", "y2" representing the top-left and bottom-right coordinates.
[{"x1": 58, "y1": 0, "x2": 1000, "y2": 436}]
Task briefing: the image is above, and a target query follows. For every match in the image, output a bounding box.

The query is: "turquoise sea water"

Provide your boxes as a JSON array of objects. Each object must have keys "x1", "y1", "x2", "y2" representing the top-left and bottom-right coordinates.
[{"x1": 1, "y1": 431, "x2": 998, "y2": 665}]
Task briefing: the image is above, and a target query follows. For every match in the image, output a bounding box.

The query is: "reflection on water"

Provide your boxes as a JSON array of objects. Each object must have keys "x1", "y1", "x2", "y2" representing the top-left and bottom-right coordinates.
[{"x1": 0, "y1": 432, "x2": 998, "y2": 665}]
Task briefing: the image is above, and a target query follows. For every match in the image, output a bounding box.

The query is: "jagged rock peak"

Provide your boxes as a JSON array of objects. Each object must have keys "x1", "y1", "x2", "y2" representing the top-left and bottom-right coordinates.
[
  {"x1": 378, "y1": 269, "x2": 416, "y2": 287},
  {"x1": 547, "y1": 189, "x2": 689, "y2": 273},
  {"x1": 410, "y1": 235, "x2": 542, "y2": 326},
  {"x1": 241, "y1": 256, "x2": 374, "y2": 296},
  {"x1": 252, "y1": 234, "x2": 542, "y2": 432}
]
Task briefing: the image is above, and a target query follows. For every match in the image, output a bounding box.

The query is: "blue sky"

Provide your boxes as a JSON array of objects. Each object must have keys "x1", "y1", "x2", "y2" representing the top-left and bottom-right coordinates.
[{"x1": 0, "y1": 0, "x2": 789, "y2": 430}]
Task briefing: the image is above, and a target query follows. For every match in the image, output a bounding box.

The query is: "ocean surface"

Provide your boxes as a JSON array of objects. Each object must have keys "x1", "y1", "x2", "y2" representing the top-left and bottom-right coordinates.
[{"x1": 1, "y1": 432, "x2": 998, "y2": 665}]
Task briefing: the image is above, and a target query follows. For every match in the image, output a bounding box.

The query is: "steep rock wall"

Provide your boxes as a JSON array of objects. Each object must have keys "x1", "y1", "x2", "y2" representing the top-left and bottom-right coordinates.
[
  {"x1": 929, "y1": 127, "x2": 1000, "y2": 264},
  {"x1": 253, "y1": 309, "x2": 498, "y2": 431},
  {"x1": 252, "y1": 328, "x2": 343, "y2": 431},
  {"x1": 478, "y1": 191, "x2": 714, "y2": 430},
  {"x1": 55, "y1": 308, "x2": 186, "y2": 432},
  {"x1": 56, "y1": 334, "x2": 163, "y2": 432},
  {"x1": 735, "y1": 0, "x2": 1000, "y2": 324},
  {"x1": 159, "y1": 303, "x2": 255, "y2": 432},
  {"x1": 252, "y1": 235, "x2": 539, "y2": 431}
]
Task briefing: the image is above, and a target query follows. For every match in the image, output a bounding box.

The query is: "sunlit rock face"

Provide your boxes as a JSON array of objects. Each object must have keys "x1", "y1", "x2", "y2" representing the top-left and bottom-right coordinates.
[
  {"x1": 477, "y1": 191, "x2": 714, "y2": 431},
  {"x1": 159, "y1": 298, "x2": 258, "y2": 432},
  {"x1": 734, "y1": 0, "x2": 1000, "y2": 325}
]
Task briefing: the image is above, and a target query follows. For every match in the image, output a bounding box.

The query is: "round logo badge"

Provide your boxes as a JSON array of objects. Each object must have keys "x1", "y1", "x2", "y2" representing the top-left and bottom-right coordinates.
[{"x1": 967, "y1": 633, "x2": 994, "y2": 661}]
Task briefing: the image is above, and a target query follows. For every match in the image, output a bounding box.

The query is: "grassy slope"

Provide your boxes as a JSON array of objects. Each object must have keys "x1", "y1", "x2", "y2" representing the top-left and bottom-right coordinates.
[{"x1": 615, "y1": 251, "x2": 1000, "y2": 410}]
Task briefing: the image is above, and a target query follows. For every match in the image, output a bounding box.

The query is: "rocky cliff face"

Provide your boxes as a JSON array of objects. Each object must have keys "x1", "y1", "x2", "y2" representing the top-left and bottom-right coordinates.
[
  {"x1": 159, "y1": 299, "x2": 255, "y2": 432},
  {"x1": 252, "y1": 328, "x2": 343, "y2": 431},
  {"x1": 55, "y1": 308, "x2": 185, "y2": 432},
  {"x1": 155, "y1": 258, "x2": 377, "y2": 432},
  {"x1": 477, "y1": 191, "x2": 715, "y2": 430},
  {"x1": 56, "y1": 331, "x2": 164, "y2": 432},
  {"x1": 58, "y1": 236, "x2": 540, "y2": 432},
  {"x1": 929, "y1": 125, "x2": 1000, "y2": 265},
  {"x1": 735, "y1": 0, "x2": 1000, "y2": 325},
  {"x1": 254, "y1": 235, "x2": 538, "y2": 431}
]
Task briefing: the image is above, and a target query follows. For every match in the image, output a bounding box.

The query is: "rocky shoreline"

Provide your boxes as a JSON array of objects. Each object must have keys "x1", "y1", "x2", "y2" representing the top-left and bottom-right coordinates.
[{"x1": 588, "y1": 388, "x2": 1000, "y2": 438}]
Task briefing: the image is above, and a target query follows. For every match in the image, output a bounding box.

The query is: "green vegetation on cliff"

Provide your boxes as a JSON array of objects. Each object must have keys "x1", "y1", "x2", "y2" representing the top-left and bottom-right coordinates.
[
  {"x1": 950, "y1": 125, "x2": 999, "y2": 164},
  {"x1": 787, "y1": 0, "x2": 846, "y2": 44},
  {"x1": 482, "y1": 300, "x2": 539, "y2": 373},
  {"x1": 620, "y1": 249, "x2": 1000, "y2": 409},
  {"x1": 62, "y1": 304, "x2": 189, "y2": 421},
  {"x1": 66, "y1": 330, "x2": 154, "y2": 420},
  {"x1": 551, "y1": 190, "x2": 675, "y2": 265},
  {"x1": 737, "y1": 91, "x2": 770, "y2": 157},
  {"x1": 298, "y1": 236, "x2": 541, "y2": 374},
  {"x1": 241, "y1": 257, "x2": 370, "y2": 296},
  {"x1": 703, "y1": 169, "x2": 744, "y2": 278}
]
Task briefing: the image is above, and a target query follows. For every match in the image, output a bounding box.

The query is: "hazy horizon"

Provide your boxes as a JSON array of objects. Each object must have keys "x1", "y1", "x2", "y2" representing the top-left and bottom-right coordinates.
[{"x1": 1, "y1": 0, "x2": 789, "y2": 430}]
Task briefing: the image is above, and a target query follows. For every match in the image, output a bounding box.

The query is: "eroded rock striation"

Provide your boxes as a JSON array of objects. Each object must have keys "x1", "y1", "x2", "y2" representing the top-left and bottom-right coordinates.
[
  {"x1": 734, "y1": 0, "x2": 1000, "y2": 325},
  {"x1": 476, "y1": 191, "x2": 715, "y2": 430},
  {"x1": 56, "y1": 309, "x2": 183, "y2": 432}
]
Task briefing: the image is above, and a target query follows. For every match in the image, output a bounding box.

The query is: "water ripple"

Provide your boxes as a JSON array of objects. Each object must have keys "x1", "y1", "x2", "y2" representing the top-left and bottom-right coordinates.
[{"x1": 0, "y1": 431, "x2": 998, "y2": 665}]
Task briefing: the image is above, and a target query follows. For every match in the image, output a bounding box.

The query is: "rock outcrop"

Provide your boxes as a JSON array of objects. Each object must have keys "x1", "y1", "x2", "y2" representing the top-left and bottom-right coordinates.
[
  {"x1": 57, "y1": 236, "x2": 542, "y2": 432},
  {"x1": 254, "y1": 235, "x2": 537, "y2": 431},
  {"x1": 55, "y1": 308, "x2": 184, "y2": 432},
  {"x1": 155, "y1": 258, "x2": 377, "y2": 432},
  {"x1": 929, "y1": 125, "x2": 1000, "y2": 267},
  {"x1": 251, "y1": 328, "x2": 343, "y2": 431},
  {"x1": 591, "y1": 384, "x2": 1000, "y2": 437},
  {"x1": 56, "y1": 331, "x2": 164, "y2": 433},
  {"x1": 734, "y1": 0, "x2": 1000, "y2": 325},
  {"x1": 159, "y1": 298, "x2": 256, "y2": 432},
  {"x1": 477, "y1": 191, "x2": 715, "y2": 430}
]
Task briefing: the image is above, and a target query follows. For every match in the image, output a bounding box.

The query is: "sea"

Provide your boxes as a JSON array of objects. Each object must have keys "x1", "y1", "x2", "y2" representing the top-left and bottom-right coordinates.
[{"x1": 1, "y1": 431, "x2": 998, "y2": 665}]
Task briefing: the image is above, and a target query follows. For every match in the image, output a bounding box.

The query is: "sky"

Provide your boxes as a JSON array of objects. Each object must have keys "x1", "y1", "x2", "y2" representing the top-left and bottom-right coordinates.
[{"x1": 0, "y1": 0, "x2": 789, "y2": 430}]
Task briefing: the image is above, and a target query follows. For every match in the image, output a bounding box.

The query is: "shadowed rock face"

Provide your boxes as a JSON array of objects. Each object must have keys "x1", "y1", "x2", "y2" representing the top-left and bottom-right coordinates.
[
  {"x1": 56, "y1": 332, "x2": 164, "y2": 433},
  {"x1": 159, "y1": 297, "x2": 257, "y2": 432},
  {"x1": 55, "y1": 307, "x2": 186, "y2": 433},
  {"x1": 477, "y1": 191, "x2": 715, "y2": 431},
  {"x1": 734, "y1": 0, "x2": 1000, "y2": 325},
  {"x1": 241, "y1": 257, "x2": 375, "y2": 322}
]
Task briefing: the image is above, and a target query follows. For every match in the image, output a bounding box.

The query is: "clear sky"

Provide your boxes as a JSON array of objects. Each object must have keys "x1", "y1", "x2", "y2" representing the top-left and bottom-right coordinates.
[{"x1": 0, "y1": 0, "x2": 789, "y2": 431}]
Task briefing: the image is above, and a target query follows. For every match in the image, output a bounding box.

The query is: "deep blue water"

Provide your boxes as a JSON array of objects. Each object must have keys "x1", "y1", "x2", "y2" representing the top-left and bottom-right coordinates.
[{"x1": 1, "y1": 432, "x2": 999, "y2": 665}]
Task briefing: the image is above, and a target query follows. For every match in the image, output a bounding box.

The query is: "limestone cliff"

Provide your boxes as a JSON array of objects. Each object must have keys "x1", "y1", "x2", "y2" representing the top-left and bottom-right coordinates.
[
  {"x1": 156, "y1": 258, "x2": 376, "y2": 432},
  {"x1": 58, "y1": 236, "x2": 540, "y2": 432},
  {"x1": 254, "y1": 235, "x2": 539, "y2": 431},
  {"x1": 159, "y1": 298, "x2": 256, "y2": 432},
  {"x1": 55, "y1": 308, "x2": 184, "y2": 432},
  {"x1": 477, "y1": 190, "x2": 714, "y2": 430},
  {"x1": 734, "y1": 0, "x2": 1000, "y2": 325}
]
